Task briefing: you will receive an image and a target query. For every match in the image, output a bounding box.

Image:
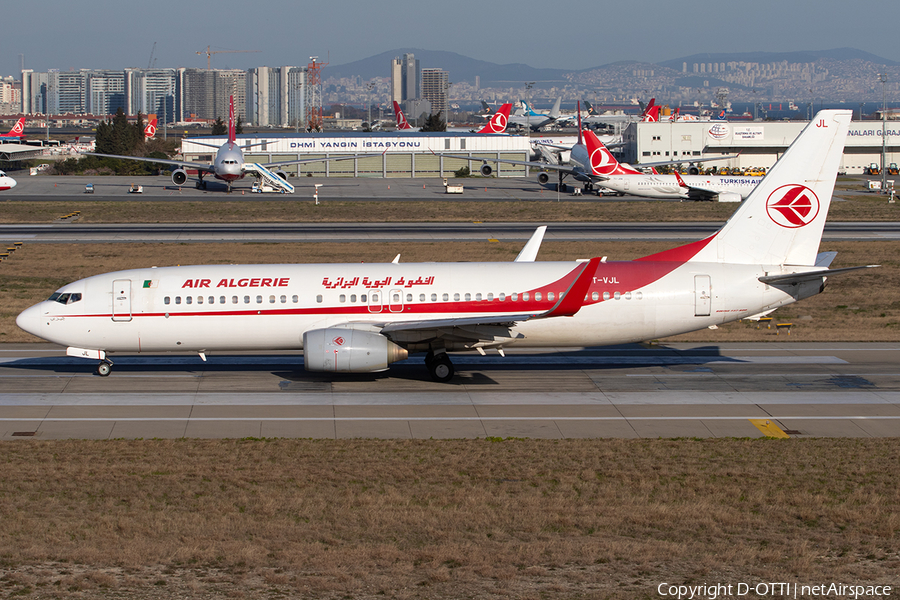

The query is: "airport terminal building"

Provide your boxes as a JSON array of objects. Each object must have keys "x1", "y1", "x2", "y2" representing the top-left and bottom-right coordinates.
[
  {"x1": 622, "y1": 119, "x2": 900, "y2": 174},
  {"x1": 182, "y1": 132, "x2": 530, "y2": 178}
]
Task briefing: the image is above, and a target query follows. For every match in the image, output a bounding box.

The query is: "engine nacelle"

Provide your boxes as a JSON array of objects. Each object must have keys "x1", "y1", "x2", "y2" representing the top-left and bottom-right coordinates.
[
  {"x1": 274, "y1": 170, "x2": 288, "y2": 182},
  {"x1": 715, "y1": 191, "x2": 742, "y2": 203},
  {"x1": 171, "y1": 169, "x2": 188, "y2": 186},
  {"x1": 687, "y1": 165, "x2": 700, "y2": 175},
  {"x1": 303, "y1": 328, "x2": 408, "y2": 373},
  {"x1": 537, "y1": 173, "x2": 550, "y2": 185},
  {"x1": 480, "y1": 163, "x2": 493, "y2": 177}
]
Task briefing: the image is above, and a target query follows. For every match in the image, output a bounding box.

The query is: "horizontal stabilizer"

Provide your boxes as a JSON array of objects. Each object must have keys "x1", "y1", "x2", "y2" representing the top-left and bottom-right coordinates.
[{"x1": 759, "y1": 265, "x2": 879, "y2": 285}]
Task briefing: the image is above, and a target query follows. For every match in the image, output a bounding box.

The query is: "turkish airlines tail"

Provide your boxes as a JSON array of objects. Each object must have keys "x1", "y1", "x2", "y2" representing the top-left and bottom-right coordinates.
[
  {"x1": 477, "y1": 103, "x2": 512, "y2": 133},
  {"x1": 687, "y1": 110, "x2": 852, "y2": 266},
  {"x1": 582, "y1": 130, "x2": 643, "y2": 176},
  {"x1": 227, "y1": 96, "x2": 236, "y2": 145},
  {"x1": 5, "y1": 118, "x2": 26, "y2": 137},
  {"x1": 144, "y1": 114, "x2": 158, "y2": 140},
  {"x1": 642, "y1": 104, "x2": 660, "y2": 122},
  {"x1": 393, "y1": 101, "x2": 412, "y2": 130}
]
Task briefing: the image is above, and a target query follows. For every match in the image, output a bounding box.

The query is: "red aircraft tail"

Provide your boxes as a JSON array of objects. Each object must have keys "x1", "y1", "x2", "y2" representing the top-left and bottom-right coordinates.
[
  {"x1": 227, "y1": 96, "x2": 236, "y2": 144},
  {"x1": 583, "y1": 129, "x2": 643, "y2": 176},
  {"x1": 144, "y1": 114, "x2": 158, "y2": 140},
  {"x1": 477, "y1": 103, "x2": 512, "y2": 133},
  {"x1": 393, "y1": 101, "x2": 412, "y2": 130},
  {"x1": 6, "y1": 117, "x2": 25, "y2": 138}
]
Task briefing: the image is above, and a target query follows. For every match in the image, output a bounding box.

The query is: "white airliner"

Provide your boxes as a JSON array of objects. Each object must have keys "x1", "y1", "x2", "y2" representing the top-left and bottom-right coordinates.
[
  {"x1": 87, "y1": 97, "x2": 359, "y2": 192},
  {"x1": 591, "y1": 139, "x2": 762, "y2": 202},
  {"x1": 0, "y1": 170, "x2": 16, "y2": 191},
  {"x1": 18, "y1": 110, "x2": 875, "y2": 382}
]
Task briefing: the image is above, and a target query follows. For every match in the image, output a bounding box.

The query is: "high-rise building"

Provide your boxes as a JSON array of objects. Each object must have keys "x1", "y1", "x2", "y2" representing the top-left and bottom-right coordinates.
[
  {"x1": 247, "y1": 66, "x2": 305, "y2": 127},
  {"x1": 85, "y1": 70, "x2": 125, "y2": 115},
  {"x1": 125, "y1": 68, "x2": 176, "y2": 121},
  {"x1": 390, "y1": 57, "x2": 403, "y2": 105},
  {"x1": 176, "y1": 68, "x2": 246, "y2": 122},
  {"x1": 401, "y1": 53, "x2": 419, "y2": 102},
  {"x1": 421, "y1": 68, "x2": 449, "y2": 117}
]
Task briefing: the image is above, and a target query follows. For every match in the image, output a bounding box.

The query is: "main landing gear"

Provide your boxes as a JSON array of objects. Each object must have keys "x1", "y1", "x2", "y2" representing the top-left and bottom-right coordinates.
[
  {"x1": 424, "y1": 351, "x2": 455, "y2": 383},
  {"x1": 96, "y1": 359, "x2": 113, "y2": 377}
]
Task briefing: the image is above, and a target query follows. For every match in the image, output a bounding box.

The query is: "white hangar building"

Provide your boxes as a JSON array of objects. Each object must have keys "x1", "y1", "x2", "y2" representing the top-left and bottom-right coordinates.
[
  {"x1": 181, "y1": 132, "x2": 531, "y2": 179},
  {"x1": 622, "y1": 120, "x2": 900, "y2": 174}
]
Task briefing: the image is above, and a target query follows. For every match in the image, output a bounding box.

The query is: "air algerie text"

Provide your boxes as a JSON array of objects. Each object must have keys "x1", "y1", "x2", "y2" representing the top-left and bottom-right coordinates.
[{"x1": 181, "y1": 278, "x2": 290, "y2": 288}]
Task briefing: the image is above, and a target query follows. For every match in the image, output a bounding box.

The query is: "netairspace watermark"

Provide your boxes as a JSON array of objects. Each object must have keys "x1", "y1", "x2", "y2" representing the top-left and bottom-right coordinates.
[{"x1": 657, "y1": 582, "x2": 893, "y2": 600}]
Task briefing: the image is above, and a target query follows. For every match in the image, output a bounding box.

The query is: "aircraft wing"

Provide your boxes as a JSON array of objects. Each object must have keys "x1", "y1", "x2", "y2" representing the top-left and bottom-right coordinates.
[
  {"x1": 374, "y1": 257, "x2": 601, "y2": 346},
  {"x1": 636, "y1": 154, "x2": 739, "y2": 169},
  {"x1": 82, "y1": 153, "x2": 215, "y2": 173},
  {"x1": 435, "y1": 152, "x2": 585, "y2": 177}
]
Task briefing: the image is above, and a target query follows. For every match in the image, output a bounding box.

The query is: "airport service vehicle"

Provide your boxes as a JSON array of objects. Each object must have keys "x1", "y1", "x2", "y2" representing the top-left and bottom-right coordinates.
[
  {"x1": 18, "y1": 111, "x2": 875, "y2": 382},
  {"x1": 85, "y1": 96, "x2": 355, "y2": 193},
  {"x1": 0, "y1": 170, "x2": 16, "y2": 191}
]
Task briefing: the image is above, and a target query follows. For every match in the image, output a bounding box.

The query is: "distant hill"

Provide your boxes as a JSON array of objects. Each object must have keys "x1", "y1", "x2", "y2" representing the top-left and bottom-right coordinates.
[{"x1": 327, "y1": 48, "x2": 570, "y2": 85}]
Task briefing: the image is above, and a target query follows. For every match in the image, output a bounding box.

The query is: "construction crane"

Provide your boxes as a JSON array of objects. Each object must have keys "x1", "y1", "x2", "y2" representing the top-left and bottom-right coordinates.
[
  {"x1": 196, "y1": 46, "x2": 260, "y2": 70},
  {"x1": 147, "y1": 42, "x2": 157, "y2": 69}
]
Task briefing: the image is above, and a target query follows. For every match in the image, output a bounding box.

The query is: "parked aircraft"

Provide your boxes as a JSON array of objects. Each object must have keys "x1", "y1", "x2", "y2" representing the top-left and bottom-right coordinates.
[
  {"x1": 17, "y1": 110, "x2": 873, "y2": 382},
  {"x1": 508, "y1": 98, "x2": 561, "y2": 131},
  {"x1": 475, "y1": 103, "x2": 512, "y2": 133},
  {"x1": 86, "y1": 97, "x2": 360, "y2": 192},
  {"x1": 144, "y1": 114, "x2": 158, "y2": 140},
  {"x1": 393, "y1": 101, "x2": 417, "y2": 131},
  {"x1": 0, "y1": 170, "x2": 17, "y2": 190},
  {"x1": 590, "y1": 138, "x2": 761, "y2": 202}
]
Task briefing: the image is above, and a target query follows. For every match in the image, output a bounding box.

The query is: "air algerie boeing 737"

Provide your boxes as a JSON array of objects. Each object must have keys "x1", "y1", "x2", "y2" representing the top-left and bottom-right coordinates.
[
  {"x1": 18, "y1": 110, "x2": 876, "y2": 381},
  {"x1": 87, "y1": 97, "x2": 360, "y2": 192}
]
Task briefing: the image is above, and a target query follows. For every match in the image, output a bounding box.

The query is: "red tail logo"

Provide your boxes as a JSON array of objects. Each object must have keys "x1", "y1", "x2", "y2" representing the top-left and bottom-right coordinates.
[
  {"x1": 642, "y1": 106, "x2": 660, "y2": 122},
  {"x1": 766, "y1": 184, "x2": 820, "y2": 228},
  {"x1": 478, "y1": 103, "x2": 511, "y2": 133},
  {"x1": 584, "y1": 130, "x2": 620, "y2": 176},
  {"x1": 144, "y1": 115, "x2": 157, "y2": 139},
  {"x1": 228, "y1": 96, "x2": 236, "y2": 144},
  {"x1": 394, "y1": 101, "x2": 412, "y2": 130},
  {"x1": 7, "y1": 118, "x2": 25, "y2": 137}
]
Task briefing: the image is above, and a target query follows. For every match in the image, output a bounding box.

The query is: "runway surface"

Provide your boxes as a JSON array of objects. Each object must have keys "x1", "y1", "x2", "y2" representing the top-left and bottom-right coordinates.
[
  {"x1": 2, "y1": 342, "x2": 898, "y2": 440},
  {"x1": 3, "y1": 221, "x2": 899, "y2": 243}
]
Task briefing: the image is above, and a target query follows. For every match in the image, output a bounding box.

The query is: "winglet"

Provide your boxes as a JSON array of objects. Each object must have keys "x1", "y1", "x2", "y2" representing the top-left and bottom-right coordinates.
[
  {"x1": 514, "y1": 226, "x2": 547, "y2": 262},
  {"x1": 536, "y1": 256, "x2": 600, "y2": 318}
]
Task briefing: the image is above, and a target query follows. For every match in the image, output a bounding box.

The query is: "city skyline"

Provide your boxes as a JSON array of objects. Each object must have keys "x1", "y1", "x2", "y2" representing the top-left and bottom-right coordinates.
[{"x1": 1, "y1": 0, "x2": 898, "y2": 77}]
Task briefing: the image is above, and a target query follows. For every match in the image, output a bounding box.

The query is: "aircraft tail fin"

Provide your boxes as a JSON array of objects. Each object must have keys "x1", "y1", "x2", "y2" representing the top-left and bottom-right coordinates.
[
  {"x1": 646, "y1": 110, "x2": 852, "y2": 266},
  {"x1": 548, "y1": 97, "x2": 561, "y2": 119},
  {"x1": 6, "y1": 117, "x2": 25, "y2": 137},
  {"x1": 393, "y1": 101, "x2": 412, "y2": 130},
  {"x1": 477, "y1": 103, "x2": 512, "y2": 133},
  {"x1": 144, "y1": 114, "x2": 158, "y2": 140},
  {"x1": 583, "y1": 130, "x2": 642, "y2": 176},
  {"x1": 642, "y1": 105, "x2": 660, "y2": 122},
  {"x1": 227, "y1": 95, "x2": 236, "y2": 145}
]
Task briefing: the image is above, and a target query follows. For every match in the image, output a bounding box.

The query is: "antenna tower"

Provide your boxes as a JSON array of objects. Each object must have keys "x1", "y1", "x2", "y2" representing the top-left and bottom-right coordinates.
[{"x1": 305, "y1": 56, "x2": 328, "y2": 131}]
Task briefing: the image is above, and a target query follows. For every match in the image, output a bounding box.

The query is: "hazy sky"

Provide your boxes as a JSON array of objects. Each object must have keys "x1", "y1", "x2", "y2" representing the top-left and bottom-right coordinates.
[{"x1": 3, "y1": 0, "x2": 897, "y2": 76}]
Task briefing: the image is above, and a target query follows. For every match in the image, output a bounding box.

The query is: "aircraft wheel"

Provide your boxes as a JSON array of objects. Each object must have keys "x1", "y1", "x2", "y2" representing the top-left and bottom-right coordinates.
[
  {"x1": 428, "y1": 354, "x2": 455, "y2": 383},
  {"x1": 97, "y1": 361, "x2": 112, "y2": 377}
]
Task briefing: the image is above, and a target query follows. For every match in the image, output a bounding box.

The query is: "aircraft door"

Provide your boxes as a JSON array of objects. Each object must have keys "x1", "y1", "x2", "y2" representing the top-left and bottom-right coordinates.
[
  {"x1": 694, "y1": 275, "x2": 711, "y2": 317},
  {"x1": 112, "y1": 279, "x2": 133, "y2": 322},
  {"x1": 367, "y1": 289, "x2": 383, "y2": 313},
  {"x1": 388, "y1": 288, "x2": 404, "y2": 313}
]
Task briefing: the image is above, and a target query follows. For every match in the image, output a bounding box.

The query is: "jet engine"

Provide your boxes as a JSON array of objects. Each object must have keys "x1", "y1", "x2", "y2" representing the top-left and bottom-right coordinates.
[
  {"x1": 480, "y1": 163, "x2": 493, "y2": 177},
  {"x1": 171, "y1": 169, "x2": 188, "y2": 186},
  {"x1": 303, "y1": 328, "x2": 408, "y2": 373},
  {"x1": 537, "y1": 173, "x2": 550, "y2": 184},
  {"x1": 687, "y1": 164, "x2": 700, "y2": 175},
  {"x1": 274, "y1": 170, "x2": 289, "y2": 182},
  {"x1": 715, "y1": 192, "x2": 742, "y2": 203}
]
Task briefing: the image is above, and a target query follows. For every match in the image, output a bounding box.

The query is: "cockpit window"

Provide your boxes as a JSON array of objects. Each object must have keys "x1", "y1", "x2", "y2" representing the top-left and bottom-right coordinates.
[{"x1": 48, "y1": 292, "x2": 82, "y2": 305}]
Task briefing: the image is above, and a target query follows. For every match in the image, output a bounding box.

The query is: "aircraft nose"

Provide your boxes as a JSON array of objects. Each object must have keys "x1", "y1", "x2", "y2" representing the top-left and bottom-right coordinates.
[{"x1": 16, "y1": 303, "x2": 43, "y2": 338}]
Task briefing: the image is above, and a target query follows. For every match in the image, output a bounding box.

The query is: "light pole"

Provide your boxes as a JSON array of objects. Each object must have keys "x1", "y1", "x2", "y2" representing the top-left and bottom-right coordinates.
[
  {"x1": 525, "y1": 81, "x2": 535, "y2": 136},
  {"x1": 880, "y1": 73, "x2": 887, "y2": 192},
  {"x1": 365, "y1": 82, "x2": 375, "y2": 130}
]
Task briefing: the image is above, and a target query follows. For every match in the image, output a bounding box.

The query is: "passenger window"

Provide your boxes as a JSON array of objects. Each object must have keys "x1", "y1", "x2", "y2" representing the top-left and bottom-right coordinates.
[
  {"x1": 454, "y1": 293, "x2": 460, "y2": 302},
  {"x1": 292, "y1": 295, "x2": 299, "y2": 303},
  {"x1": 603, "y1": 292, "x2": 610, "y2": 300},
  {"x1": 164, "y1": 296, "x2": 170, "y2": 305},
  {"x1": 487, "y1": 293, "x2": 493, "y2": 301},
  {"x1": 464, "y1": 293, "x2": 471, "y2": 302},
  {"x1": 431, "y1": 293, "x2": 437, "y2": 302},
  {"x1": 269, "y1": 295, "x2": 276, "y2": 304},
  {"x1": 339, "y1": 294, "x2": 346, "y2": 303},
  {"x1": 442, "y1": 293, "x2": 449, "y2": 301},
  {"x1": 406, "y1": 293, "x2": 413, "y2": 302},
  {"x1": 209, "y1": 296, "x2": 215, "y2": 304},
  {"x1": 592, "y1": 292, "x2": 599, "y2": 301},
  {"x1": 475, "y1": 293, "x2": 482, "y2": 301},
  {"x1": 256, "y1": 295, "x2": 262, "y2": 304},
  {"x1": 512, "y1": 293, "x2": 518, "y2": 301},
  {"x1": 186, "y1": 297, "x2": 192, "y2": 305},
  {"x1": 614, "y1": 292, "x2": 621, "y2": 300},
  {"x1": 280, "y1": 295, "x2": 287, "y2": 303},
  {"x1": 197, "y1": 296, "x2": 203, "y2": 304},
  {"x1": 418, "y1": 294, "x2": 424, "y2": 302},
  {"x1": 361, "y1": 294, "x2": 367, "y2": 302},
  {"x1": 316, "y1": 295, "x2": 322, "y2": 303},
  {"x1": 175, "y1": 296, "x2": 181, "y2": 305},
  {"x1": 636, "y1": 292, "x2": 643, "y2": 300},
  {"x1": 392, "y1": 293, "x2": 400, "y2": 303},
  {"x1": 548, "y1": 292, "x2": 554, "y2": 301},
  {"x1": 523, "y1": 293, "x2": 530, "y2": 301},
  {"x1": 350, "y1": 294, "x2": 357, "y2": 303},
  {"x1": 244, "y1": 296, "x2": 250, "y2": 304},
  {"x1": 535, "y1": 292, "x2": 542, "y2": 301},
  {"x1": 232, "y1": 296, "x2": 238, "y2": 304},
  {"x1": 625, "y1": 292, "x2": 632, "y2": 300}
]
